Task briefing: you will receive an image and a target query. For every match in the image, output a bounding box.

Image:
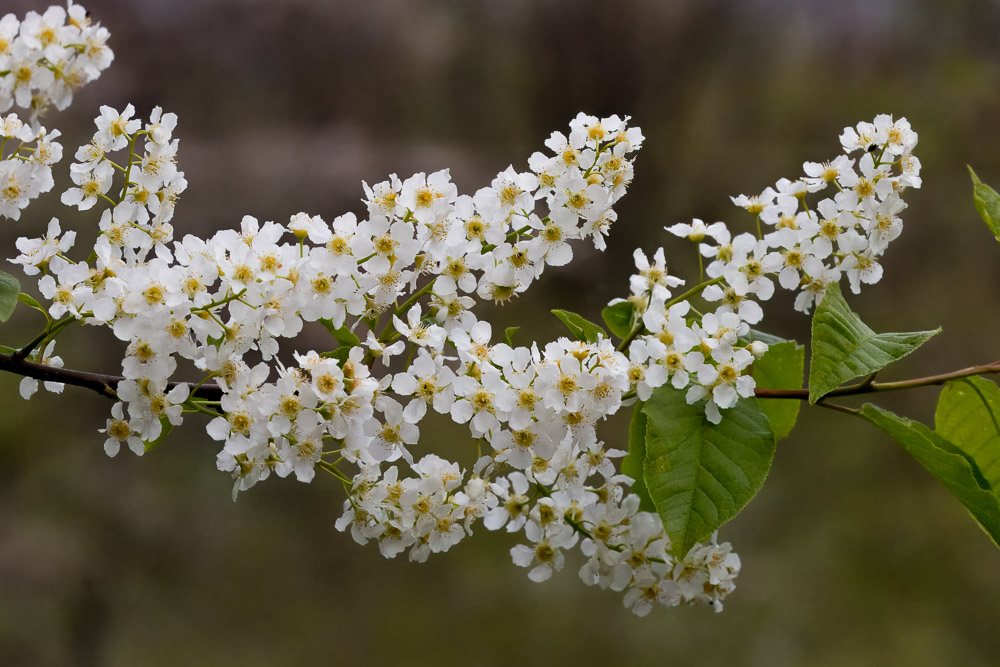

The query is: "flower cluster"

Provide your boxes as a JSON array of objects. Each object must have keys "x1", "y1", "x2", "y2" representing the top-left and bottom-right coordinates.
[
  {"x1": 0, "y1": 3, "x2": 113, "y2": 119},
  {"x1": 11, "y1": 102, "x2": 739, "y2": 613},
  {"x1": 0, "y1": 4, "x2": 926, "y2": 617},
  {"x1": 1, "y1": 112, "x2": 63, "y2": 220},
  {"x1": 610, "y1": 114, "x2": 923, "y2": 423}
]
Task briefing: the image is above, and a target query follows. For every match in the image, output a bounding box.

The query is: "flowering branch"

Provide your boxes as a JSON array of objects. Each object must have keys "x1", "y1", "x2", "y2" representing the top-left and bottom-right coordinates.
[
  {"x1": 13, "y1": 0, "x2": 1000, "y2": 621},
  {"x1": 4, "y1": 352, "x2": 996, "y2": 408}
]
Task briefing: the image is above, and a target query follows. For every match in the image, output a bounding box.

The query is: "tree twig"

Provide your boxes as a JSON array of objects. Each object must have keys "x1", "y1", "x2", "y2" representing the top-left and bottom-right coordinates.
[
  {"x1": 755, "y1": 360, "x2": 1000, "y2": 400},
  {"x1": 2, "y1": 352, "x2": 998, "y2": 407},
  {"x1": 0, "y1": 352, "x2": 222, "y2": 401}
]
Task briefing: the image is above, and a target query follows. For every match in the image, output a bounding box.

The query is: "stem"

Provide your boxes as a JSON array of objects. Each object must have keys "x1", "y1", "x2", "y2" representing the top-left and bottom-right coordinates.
[
  {"x1": 755, "y1": 360, "x2": 1000, "y2": 400},
  {"x1": 318, "y1": 460, "x2": 353, "y2": 485},
  {"x1": 376, "y1": 279, "x2": 437, "y2": 346},
  {"x1": 816, "y1": 400, "x2": 860, "y2": 416},
  {"x1": 0, "y1": 352, "x2": 223, "y2": 401},
  {"x1": 482, "y1": 224, "x2": 534, "y2": 253},
  {"x1": 14, "y1": 315, "x2": 75, "y2": 362},
  {"x1": 183, "y1": 399, "x2": 223, "y2": 418},
  {"x1": 404, "y1": 342, "x2": 416, "y2": 371},
  {"x1": 664, "y1": 276, "x2": 723, "y2": 310},
  {"x1": 394, "y1": 279, "x2": 436, "y2": 319},
  {"x1": 616, "y1": 277, "x2": 724, "y2": 352},
  {"x1": 191, "y1": 288, "x2": 247, "y2": 312},
  {"x1": 120, "y1": 135, "x2": 137, "y2": 203}
]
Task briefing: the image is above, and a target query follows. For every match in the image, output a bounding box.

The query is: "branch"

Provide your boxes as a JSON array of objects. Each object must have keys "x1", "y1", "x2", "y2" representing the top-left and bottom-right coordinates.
[
  {"x1": 2, "y1": 351, "x2": 999, "y2": 408},
  {"x1": 0, "y1": 352, "x2": 222, "y2": 401},
  {"x1": 754, "y1": 360, "x2": 1000, "y2": 400}
]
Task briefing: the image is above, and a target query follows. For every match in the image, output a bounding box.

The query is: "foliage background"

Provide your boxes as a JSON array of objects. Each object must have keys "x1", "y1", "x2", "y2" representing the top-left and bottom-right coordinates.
[{"x1": 1, "y1": 0, "x2": 999, "y2": 664}]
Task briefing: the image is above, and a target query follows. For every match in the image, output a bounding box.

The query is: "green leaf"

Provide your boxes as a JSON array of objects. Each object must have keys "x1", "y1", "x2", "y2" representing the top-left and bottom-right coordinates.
[
  {"x1": 601, "y1": 300, "x2": 635, "y2": 340},
  {"x1": 752, "y1": 340, "x2": 805, "y2": 441},
  {"x1": 0, "y1": 269, "x2": 20, "y2": 323},
  {"x1": 550, "y1": 309, "x2": 607, "y2": 344},
  {"x1": 935, "y1": 376, "x2": 1000, "y2": 492},
  {"x1": 642, "y1": 385, "x2": 776, "y2": 558},
  {"x1": 504, "y1": 326, "x2": 519, "y2": 347},
  {"x1": 861, "y1": 403, "x2": 1000, "y2": 549},
  {"x1": 620, "y1": 403, "x2": 655, "y2": 512},
  {"x1": 808, "y1": 282, "x2": 939, "y2": 404},
  {"x1": 745, "y1": 329, "x2": 790, "y2": 346},
  {"x1": 144, "y1": 416, "x2": 174, "y2": 453},
  {"x1": 17, "y1": 292, "x2": 45, "y2": 313},
  {"x1": 319, "y1": 348, "x2": 352, "y2": 364},
  {"x1": 318, "y1": 319, "x2": 360, "y2": 348},
  {"x1": 968, "y1": 166, "x2": 1000, "y2": 242}
]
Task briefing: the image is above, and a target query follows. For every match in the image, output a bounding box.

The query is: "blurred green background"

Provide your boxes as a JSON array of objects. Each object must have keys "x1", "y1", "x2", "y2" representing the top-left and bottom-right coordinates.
[{"x1": 2, "y1": 0, "x2": 1000, "y2": 664}]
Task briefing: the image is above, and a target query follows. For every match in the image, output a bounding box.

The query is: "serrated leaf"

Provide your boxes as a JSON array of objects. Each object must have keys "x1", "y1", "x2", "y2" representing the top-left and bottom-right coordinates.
[
  {"x1": 0, "y1": 269, "x2": 20, "y2": 323},
  {"x1": 504, "y1": 326, "x2": 519, "y2": 347},
  {"x1": 318, "y1": 319, "x2": 360, "y2": 348},
  {"x1": 935, "y1": 376, "x2": 1000, "y2": 493},
  {"x1": 144, "y1": 416, "x2": 174, "y2": 453},
  {"x1": 551, "y1": 309, "x2": 607, "y2": 343},
  {"x1": 601, "y1": 300, "x2": 635, "y2": 340},
  {"x1": 642, "y1": 385, "x2": 776, "y2": 558},
  {"x1": 809, "y1": 282, "x2": 939, "y2": 404},
  {"x1": 861, "y1": 403, "x2": 1000, "y2": 549},
  {"x1": 968, "y1": 166, "x2": 1000, "y2": 242},
  {"x1": 621, "y1": 403, "x2": 655, "y2": 512},
  {"x1": 752, "y1": 340, "x2": 805, "y2": 441}
]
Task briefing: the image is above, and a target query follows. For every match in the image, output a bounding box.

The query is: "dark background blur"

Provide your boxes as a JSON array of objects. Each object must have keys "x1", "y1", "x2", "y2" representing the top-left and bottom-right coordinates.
[{"x1": 2, "y1": 0, "x2": 1000, "y2": 665}]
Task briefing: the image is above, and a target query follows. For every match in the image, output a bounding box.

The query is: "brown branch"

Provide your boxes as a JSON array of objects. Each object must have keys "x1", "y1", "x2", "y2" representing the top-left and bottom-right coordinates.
[
  {"x1": 754, "y1": 360, "x2": 1000, "y2": 400},
  {"x1": 2, "y1": 351, "x2": 999, "y2": 408},
  {"x1": 0, "y1": 352, "x2": 222, "y2": 401}
]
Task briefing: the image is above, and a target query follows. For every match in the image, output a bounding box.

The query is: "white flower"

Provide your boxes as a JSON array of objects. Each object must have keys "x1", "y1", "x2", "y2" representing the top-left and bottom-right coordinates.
[
  {"x1": 392, "y1": 304, "x2": 445, "y2": 351},
  {"x1": 94, "y1": 104, "x2": 141, "y2": 151},
  {"x1": 10, "y1": 218, "x2": 75, "y2": 276},
  {"x1": 630, "y1": 247, "x2": 683, "y2": 300},
  {"x1": 17, "y1": 341, "x2": 65, "y2": 400},
  {"x1": 510, "y1": 520, "x2": 578, "y2": 583},
  {"x1": 100, "y1": 402, "x2": 144, "y2": 456},
  {"x1": 61, "y1": 160, "x2": 114, "y2": 210},
  {"x1": 665, "y1": 218, "x2": 728, "y2": 243}
]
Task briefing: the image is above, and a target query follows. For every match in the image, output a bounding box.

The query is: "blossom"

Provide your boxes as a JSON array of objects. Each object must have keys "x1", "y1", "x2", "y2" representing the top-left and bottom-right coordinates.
[{"x1": 9, "y1": 79, "x2": 932, "y2": 615}]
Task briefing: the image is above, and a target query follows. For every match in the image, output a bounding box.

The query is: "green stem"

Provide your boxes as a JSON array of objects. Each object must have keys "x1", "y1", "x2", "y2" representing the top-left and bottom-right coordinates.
[
  {"x1": 318, "y1": 460, "x2": 353, "y2": 485},
  {"x1": 404, "y1": 342, "x2": 416, "y2": 371},
  {"x1": 192, "y1": 288, "x2": 247, "y2": 313},
  {"x1": 582, "y1": 143, "x2": 605, "y2": 179},
  {"x1": 183, "y1": 399, "x2": 223, "y2": 418},
  {"x1": 14, "y1": 315, "x2": 76, "y2": 362},
  {"x1": 482, "y1": 224, "x2": 534, "y2": 253},
  {"x1": 376, "y1": 279, "x2": 437, "y2": 346},
  {"x1": 616, "y1": 277, "x2": 724, "y2": 352},
  {"x1": 394, "y1": 279, "x2": 436, "y2": 319},
  {"x1": 119, "y1": 134, "x2": 138, "y2": 203}
]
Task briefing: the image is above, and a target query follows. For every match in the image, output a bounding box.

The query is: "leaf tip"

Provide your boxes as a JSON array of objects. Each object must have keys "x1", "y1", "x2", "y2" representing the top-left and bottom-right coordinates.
[{"x1": 968, "y1": 164, "x2": 982, "y2": 185}]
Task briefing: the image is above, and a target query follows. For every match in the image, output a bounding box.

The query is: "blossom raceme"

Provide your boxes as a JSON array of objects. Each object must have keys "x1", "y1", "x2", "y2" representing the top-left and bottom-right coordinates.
[{"x1": 0, "y1": 3, "x2": 928, "y2": 619}]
